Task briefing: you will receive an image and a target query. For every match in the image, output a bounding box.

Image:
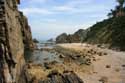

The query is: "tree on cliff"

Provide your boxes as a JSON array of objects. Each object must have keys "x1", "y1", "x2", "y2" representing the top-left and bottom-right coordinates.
[
  {"x1": 117, "y1": 0, "x2": 125, "y2": 8},
  {"x1": 108, "y1": 0, "x2": 125, "y2": 17}
]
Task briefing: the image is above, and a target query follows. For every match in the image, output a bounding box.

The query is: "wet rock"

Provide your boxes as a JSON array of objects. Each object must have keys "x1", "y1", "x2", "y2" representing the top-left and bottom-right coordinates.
[
  {"x1": 122, "y1": 64, "x2": 125, "y2": 67},
  {"x1": 54, "y1": 46, "x2": 94, "y2": 65},
  {"x1": 59, "y1": 54, "x2": 65, "y2": 58},
  {"x1": 44, "y1": 58, "x2": 49, "y2": 61},
  {"x1": 50, "y1": 60, "x2": 58, "y2": 65},
  {"x1": 99, "y1": 76, "x2": 108, "y2": 83},
  {"x1": 106, "y1": 65, "x2": 111, "y2": 68},
  {"x1": 29, "y1": 77, "x2": 38, "y2": 83},
  {"x1": 84, "y1": 58, "x2": 91, "y2": 65},
  {"x1": 63, "y1": 71, "x2": 83, "y2": 83},
  {"x1": 103, "y1": 52, "x2": 107, "y2": 55},
  {"x1": 93, "y1": 58, "x2": 96, "y2": 61},
  {"x1": 43, "y1": 70, "x2": 84, "y2": 83},
  {"x1": 47, "y1": 70, "x2": 60, "y2": 77},
  {"x1": 27, "y1": 63, "x2": 32, "y2": 69},
  {"x1": 98, "y1": 52, "x2": 103, "y2": 56},
  {"x1": 97, "y1": 44, "x2": 102, "y2": 47},
  {"x1": 33, "y1": 38, "x2": 39, "y2": 43},
  {"x1": 44, "y1": 62, "x2": 52, "y2": 69},
  {"x1": 76, "y1": 54, "x2": 81, "y2": 58}
]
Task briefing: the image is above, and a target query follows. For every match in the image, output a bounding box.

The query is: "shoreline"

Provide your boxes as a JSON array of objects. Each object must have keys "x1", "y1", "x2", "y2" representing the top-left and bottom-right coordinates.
[
  {"x1": 24, "y1": 43, "x2": 125, "y2": 83},
  {"x1": 56, "y1": 43, "x2": 125, "y2": 83}
]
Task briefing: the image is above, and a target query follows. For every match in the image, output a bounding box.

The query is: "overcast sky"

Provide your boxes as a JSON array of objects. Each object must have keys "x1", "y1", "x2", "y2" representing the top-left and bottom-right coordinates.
[{"x1": 19, "y1": 0, "x2": 117, "y2": 40}]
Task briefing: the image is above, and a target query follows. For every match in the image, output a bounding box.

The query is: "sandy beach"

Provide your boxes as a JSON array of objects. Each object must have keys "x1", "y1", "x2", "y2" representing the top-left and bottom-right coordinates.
[
  {"x1": 57, "y1": 43, "x2": 125, "y2": 83},
  {"x1": 24, "y1": 43, "x2": 125, "y2": 83}
]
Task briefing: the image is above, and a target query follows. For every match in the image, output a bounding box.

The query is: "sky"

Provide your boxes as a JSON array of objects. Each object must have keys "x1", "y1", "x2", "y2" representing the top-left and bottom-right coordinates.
[{"x1": 19, "y1": 0, "x2": 117, "y2": 40}]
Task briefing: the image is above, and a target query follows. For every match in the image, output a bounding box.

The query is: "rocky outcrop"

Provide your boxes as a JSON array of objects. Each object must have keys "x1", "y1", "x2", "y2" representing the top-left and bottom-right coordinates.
[
  {"x1": 56, "y1": 33, "x2": 69, "y2": 43},
  {"x1": 19, "y1": 12, "x2": 35, "y2": 50},
  {"x1": 71, "y1": 29, "x2": 87, "y2": 43},
  {"x1": 33, "y1": 38, "x2": 39, "y2": 43},
  {"x1": 24, "y1": 64, "x2": 84, "y2": 83},
  {"x1": 0, "y1": 0, "x2": 34, "y2": 82},
  {"x1": 47, "y1": 38, "x2": 54, "y2": 42},
  {"x1": 40, "y1": 70, "x2": 84, "y2": 83},
  {"x1": 56, "y1": 29, "x2": 87, "y2": 43},
  {"x1": 56, "y1": 10, "x2": 125, "y2": 51}
]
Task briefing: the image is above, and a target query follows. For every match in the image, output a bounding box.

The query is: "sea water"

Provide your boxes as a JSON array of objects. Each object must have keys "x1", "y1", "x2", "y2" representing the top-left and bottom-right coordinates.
[{"x1": 24, "y1": 40, "x2": 61, "y2": 65}]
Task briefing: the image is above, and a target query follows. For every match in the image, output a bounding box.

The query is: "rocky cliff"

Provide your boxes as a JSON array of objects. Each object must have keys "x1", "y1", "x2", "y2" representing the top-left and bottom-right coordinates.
[
  {"x1": 19, "y1": 12, "x2": 35, "y2": 50},
  {"x1": 0, "y1": 0, "x2": 34, "y2": 82},
  {"x1": 56, "y1": 6, "x2": 125, "y2": 51},
  {"x1": 56, "y1": 15, "x2": 125, "y2": 51},
  {"x1": 56, "y1": 29, "x2": 87, "y2": 43},
  {"x1": 56, "y1": 33, "x2": 69, "y2": 43}
]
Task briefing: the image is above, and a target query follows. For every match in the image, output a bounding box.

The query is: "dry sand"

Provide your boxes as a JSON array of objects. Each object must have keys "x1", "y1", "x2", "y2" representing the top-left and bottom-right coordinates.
[{"x1": 57, "y1": 43, "x2": 125, "y2": 83}]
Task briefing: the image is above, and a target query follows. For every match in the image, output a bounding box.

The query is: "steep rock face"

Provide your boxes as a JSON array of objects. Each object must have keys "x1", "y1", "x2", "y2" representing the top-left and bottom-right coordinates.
[
  {"x1": 0, "y1": 0, "x2": 34, "y2": 82},
  {"x1": 56, "y1": 29, "x2": 87, "y2": 43},
  {"x1": 70, "y1": 29, "x2": 87, "y2": 43},
  {"x1": 56, "y1": 33, "x2": 69, "y2": 43},
  {"x1": 19, "y1": 12, "x2": 35, "y2": 50}
]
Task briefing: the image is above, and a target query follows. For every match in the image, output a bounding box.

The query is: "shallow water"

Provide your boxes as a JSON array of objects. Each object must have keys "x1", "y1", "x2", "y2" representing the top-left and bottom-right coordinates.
[
  {"x1": 24, "y1": 42, "x2": 61, "y2": 65},
  {"x1": 25, "y1": 50, "x2": 61, "y2": 64}
]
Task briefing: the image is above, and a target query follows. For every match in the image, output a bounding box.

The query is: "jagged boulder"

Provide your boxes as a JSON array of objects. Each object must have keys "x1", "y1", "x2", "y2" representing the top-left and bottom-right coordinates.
[{"x1": 39, "y1": 70, "x2": 84, "y2": 83}]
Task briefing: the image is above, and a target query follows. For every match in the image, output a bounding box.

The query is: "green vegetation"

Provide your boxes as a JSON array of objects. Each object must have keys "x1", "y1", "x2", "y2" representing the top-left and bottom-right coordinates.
[
  {"x1": 117, "y1": 0, "x2": 125, "y2": 7},
  {"x1": 108, "y1": 0, "x2": 125, "y2": 17},
  {"x1": 56, "y1": 0, "x2": 125, "y2": 51},
  {"x1": 89, "y1": 16, "x2": 125, "y2": 50},
  {"x1": 86, "y1": 0, "x2": 125, "y2": 50}
]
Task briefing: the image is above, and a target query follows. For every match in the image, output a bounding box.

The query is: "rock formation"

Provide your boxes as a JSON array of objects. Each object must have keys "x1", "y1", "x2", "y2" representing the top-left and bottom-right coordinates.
[
  {"x1": 40, "y1": 71, "x2": 84, "y2": 83},
  {"x1": 0, "y1": 0, "x2": 34, "y2": 82},
  {"x1": 56, "y1": 33, "x2": 69, "y2": 43},
  {"x1": 56, "y1": 6, "x2": 125, "y2": 51},
  {"x1": 56, "y1": 29, "x2": 87, "y2": 43},
  {"x1": 71, "y1": 29, "x2": 87, "y2": 43},
  {"x1": 19, "y1": 12, "x2": 35, "y2": 50}
]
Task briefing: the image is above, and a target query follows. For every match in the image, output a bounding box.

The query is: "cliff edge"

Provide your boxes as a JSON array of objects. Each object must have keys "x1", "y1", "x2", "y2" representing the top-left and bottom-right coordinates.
[{"x1": 0, "y1": 0, "x2": 34, "y2": 82}]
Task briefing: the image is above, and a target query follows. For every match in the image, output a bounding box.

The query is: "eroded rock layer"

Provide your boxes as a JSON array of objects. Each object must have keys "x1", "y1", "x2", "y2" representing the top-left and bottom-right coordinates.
[{"x1": 0, "y1": 0, "x2": 34, "y2": 82}]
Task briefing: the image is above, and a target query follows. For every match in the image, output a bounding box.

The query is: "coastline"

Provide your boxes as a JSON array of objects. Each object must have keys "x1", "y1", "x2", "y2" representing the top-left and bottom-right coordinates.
[
  {"x1": 24, "y1": 43, "x2": 125, "y2": 83},
  {"x1": 56, "y1": 43, "x2": 125, "y2": 83}
]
